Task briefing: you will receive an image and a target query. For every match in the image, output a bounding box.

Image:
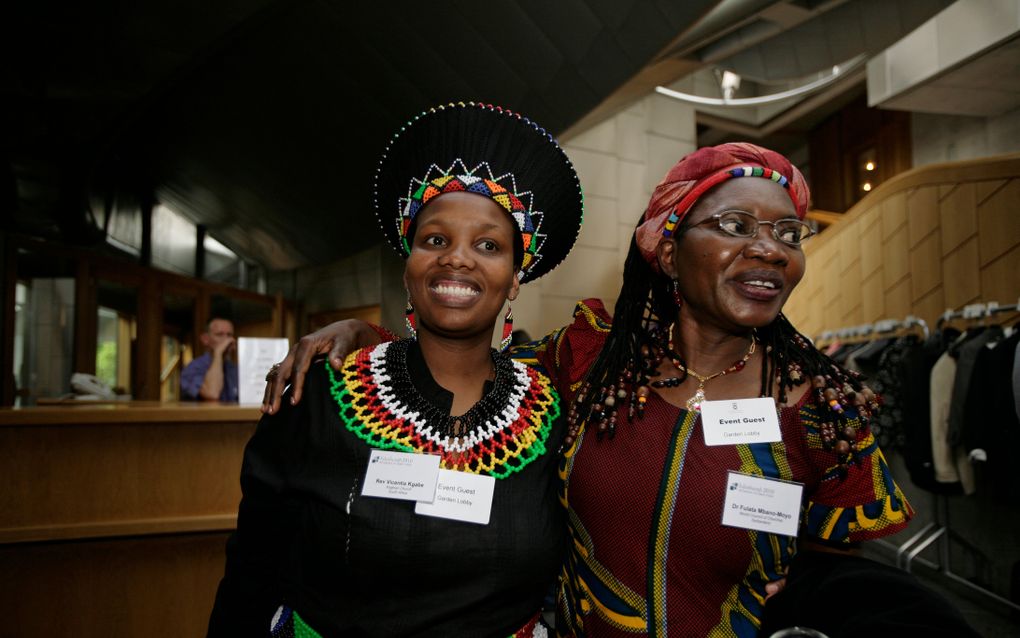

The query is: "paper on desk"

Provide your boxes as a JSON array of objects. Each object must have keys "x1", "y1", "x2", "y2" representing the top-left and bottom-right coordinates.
[{"x1": 237, "y1": 337, "x2": 290, "y2": 405}]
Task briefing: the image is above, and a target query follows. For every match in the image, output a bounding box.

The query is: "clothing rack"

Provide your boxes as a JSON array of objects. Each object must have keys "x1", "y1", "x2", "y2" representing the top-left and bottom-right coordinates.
[
  {"x1": 816, "y1": 303, "x2": 1020, "y2": 613},
  {"x1": 814, "y1": 314, "x2": 930, "y2": 345},
  {"x1": 935, "y1": 299, "x2": 1020, "y2": 329},
  {"x1": 903, "y1": 299, "x2": 1020, "y2": 613}
]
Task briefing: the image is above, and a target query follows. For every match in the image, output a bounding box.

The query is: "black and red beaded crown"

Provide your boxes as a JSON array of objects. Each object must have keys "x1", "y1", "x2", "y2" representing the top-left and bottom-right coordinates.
[{"x1": 373, "y1": 102, "x2": 584, "y2": 283}]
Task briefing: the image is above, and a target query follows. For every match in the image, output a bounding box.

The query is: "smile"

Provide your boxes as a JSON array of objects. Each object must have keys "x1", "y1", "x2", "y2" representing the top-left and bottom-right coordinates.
[{"x1": 430, "y1": 283, "x2": 480, "y2": 298}]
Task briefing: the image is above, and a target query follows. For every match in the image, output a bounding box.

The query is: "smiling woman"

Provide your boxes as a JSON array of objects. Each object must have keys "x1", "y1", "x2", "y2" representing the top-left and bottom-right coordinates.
[{"x1": 207, "y1": 102, "x2": 584, "y2": 637}]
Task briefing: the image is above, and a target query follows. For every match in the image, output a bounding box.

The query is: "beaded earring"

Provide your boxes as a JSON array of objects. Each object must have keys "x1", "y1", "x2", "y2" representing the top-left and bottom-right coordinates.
[
  {"x1": 500, "y1": 305, "x2": 514, "y2": 352},
  {"x1": 405, "y1": 293, "x2": 417, "y2": 338},
  {"x1": 671, "y1": 278, "x2": 683, "y2": 309}
]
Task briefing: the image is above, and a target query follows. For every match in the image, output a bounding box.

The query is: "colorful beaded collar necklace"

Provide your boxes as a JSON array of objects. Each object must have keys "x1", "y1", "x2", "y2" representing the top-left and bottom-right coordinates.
[{"x1": 327, "y1": 340, "x2": 559, "y2": 479}]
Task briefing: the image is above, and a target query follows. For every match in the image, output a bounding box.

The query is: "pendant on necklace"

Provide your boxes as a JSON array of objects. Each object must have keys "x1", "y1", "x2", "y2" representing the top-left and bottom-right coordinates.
[{"x1": 686, "y1": 385, "x2": 706, "y2": 412}]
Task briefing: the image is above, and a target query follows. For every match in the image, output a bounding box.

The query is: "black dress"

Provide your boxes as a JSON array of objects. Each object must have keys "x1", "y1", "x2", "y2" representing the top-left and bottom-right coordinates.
[{"x1": 208, "y1": 340, "x2": 565, "y2": 637}]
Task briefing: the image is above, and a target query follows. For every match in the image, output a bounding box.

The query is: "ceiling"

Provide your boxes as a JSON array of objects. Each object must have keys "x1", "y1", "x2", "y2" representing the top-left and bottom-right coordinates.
[
  {"x1": 2, "y1": 0, "x2": 960, "y2": 272},
  {"x1": 3, "y1": 0, "x2": 721, "y2": 269}
]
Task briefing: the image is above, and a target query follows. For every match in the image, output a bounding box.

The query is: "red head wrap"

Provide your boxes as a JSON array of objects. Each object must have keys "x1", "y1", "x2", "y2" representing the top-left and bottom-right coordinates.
[{"x1": 634, "y1": 142, "x2": 810, "y2": 269}]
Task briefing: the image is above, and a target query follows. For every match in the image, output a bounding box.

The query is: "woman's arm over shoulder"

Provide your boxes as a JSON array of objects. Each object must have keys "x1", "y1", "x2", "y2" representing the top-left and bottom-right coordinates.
[
  {"x1": 508, "y1": 298, "x2": 611, "y2": 395},
  {"x1": 262, "y1": 319, "x2": 392, "y2": 414}
]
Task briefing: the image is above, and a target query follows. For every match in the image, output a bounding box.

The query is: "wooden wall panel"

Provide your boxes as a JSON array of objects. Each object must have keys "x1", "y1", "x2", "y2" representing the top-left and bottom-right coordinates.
[
  {"x1": 860, "y1": 221, "x2": 883, "y2": 278},
  {"x1": 0, "y1": 533, "x2": 227, "y2": 638},
  {"x1": 838, "y1": 231, "x2": 859, "y2": 274},
  {"x1": 980, "y1": 245, "x2": 1020, "y2": 306},
  {"x1": 0, "y1": 419, "x2": 254, "y2": 538},
  {"x1": 881, "y1": 225, "x2": 910, "y2": 289},
  {"x1": 910, "y1": 231, "x2": 942, "y2": 301},
  {"x1": 942, "y1": 238, "x2": 981, "y2": 310},
  {"x1": 884, "y1": 277, "x2": 913, "y2": 320},
  {"x1": 976, "y1": 180, "x2": 1020, "y2": 267},
  {"x1": 938, "y1": 184, "x2": 977, "y2": 255},
  {"x1": 880, "y1": 193, "x2": 908, "y2": 239},
  {"x1": 914, "y1": 286, "x2": 946, "y2": 325},
  {"x1": 0, "y1": 405, "x2": 257, "y2": 636},
  {"x1": 840, "y1": 260, "x2": 863, "y2": 323},
  {"x1": 785, "y1": 155, "x2": 1020, "y2": 337},
  {"x1": 906, "y1": 186, "x2": 939, "y2": 247},
  {"x1": 861, "y1": 271, "x2": 885, "y2": 320}
]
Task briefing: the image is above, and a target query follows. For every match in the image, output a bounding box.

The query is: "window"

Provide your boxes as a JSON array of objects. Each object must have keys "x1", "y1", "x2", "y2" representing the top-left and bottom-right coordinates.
[{"x1": 152, "y1": 204, "x2": 197, "y2": 275}]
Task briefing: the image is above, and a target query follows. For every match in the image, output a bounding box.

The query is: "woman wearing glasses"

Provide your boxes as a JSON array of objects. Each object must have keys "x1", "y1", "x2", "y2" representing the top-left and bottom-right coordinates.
[{"x1": 266, "y1": 143, "x2": 913, "y2": 636}]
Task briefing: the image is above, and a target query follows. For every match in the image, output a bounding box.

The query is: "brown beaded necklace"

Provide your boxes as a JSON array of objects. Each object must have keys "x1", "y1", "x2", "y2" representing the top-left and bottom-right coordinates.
[{"x1": 652, "y1": 333, "x2": 756, "y2": 411}]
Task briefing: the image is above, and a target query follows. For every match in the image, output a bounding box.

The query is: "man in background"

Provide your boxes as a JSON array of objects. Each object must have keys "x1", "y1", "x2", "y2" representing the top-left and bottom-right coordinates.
[{"x1": 181, "y1": 317, "x2": 239, "y2": 402}]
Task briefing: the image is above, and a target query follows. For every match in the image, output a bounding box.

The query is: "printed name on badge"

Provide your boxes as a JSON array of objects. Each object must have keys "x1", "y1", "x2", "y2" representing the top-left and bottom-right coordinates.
[
  {"x1": 415, "y1": 469, "x2": 495, "y2": 525},
  {"x1": 701, "y1": 397, "x2": 782, "y2": 446},
  {"x1": 361, "y1": 449, "x2": 441, "y2": 502},
  {"x1": 721, "y1": 471, "x2": 803, "y2": 537}
]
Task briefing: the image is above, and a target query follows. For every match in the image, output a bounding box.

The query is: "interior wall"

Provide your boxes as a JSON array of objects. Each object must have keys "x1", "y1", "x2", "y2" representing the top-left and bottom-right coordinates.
[
  {"x1": 912, "y1": 106, "x2": 1020, "y2": 168},
  {"x1": 511, "y1": 94, "x2": 698, "y2": 340},
  {"x1": 267, "y1": 244, "x2": 383, "y2": 316}
]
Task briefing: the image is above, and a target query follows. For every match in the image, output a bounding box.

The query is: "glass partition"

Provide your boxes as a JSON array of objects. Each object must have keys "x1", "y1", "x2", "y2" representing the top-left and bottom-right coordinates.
[{"x1": 13, "y1": 248, "x2": 77, "y2": 405}]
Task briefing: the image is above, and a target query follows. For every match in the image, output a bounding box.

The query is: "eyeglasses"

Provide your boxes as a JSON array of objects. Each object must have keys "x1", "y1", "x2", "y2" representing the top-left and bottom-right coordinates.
[{"x1": 689, "y1": 210, "x2": 815, "y2": 247}]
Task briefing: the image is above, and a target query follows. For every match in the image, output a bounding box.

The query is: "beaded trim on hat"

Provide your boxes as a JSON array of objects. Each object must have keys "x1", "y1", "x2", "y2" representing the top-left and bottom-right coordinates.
[
  {"x1": 662, "y1": 166, "x2": 792, "y2": 238},
  {"x1": 398, "y1": 159, "x2": 544, "y2": 274},
  {"x1": 328, "y1": 340, "x2": 560, "y2": 479}
]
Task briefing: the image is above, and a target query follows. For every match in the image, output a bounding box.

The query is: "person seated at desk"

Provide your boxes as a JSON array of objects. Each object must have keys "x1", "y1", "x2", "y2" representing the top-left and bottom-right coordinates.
[{"x1": 181, "y1": 317, "x2": 239, "y2": 402}]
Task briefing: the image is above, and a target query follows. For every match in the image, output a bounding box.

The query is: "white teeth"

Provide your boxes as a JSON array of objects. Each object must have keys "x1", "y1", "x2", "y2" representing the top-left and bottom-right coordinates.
[
  {"x1": 433, "y1": 284, "x2": 478, "y2": 297},
  {"x1": 745, "y1": 280, "x2": 777, "y2": 289}
]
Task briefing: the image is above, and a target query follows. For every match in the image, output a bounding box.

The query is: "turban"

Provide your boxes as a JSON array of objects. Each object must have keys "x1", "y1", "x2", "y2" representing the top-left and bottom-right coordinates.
[{"x1": 634, "y1": 142, "x2": 810, "y2": 269}]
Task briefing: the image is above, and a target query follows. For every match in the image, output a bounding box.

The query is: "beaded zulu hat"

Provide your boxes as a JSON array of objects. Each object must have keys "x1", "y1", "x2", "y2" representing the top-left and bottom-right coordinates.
[{"x1": 374, "y1": 102, "x2": 584, "y2": 283}]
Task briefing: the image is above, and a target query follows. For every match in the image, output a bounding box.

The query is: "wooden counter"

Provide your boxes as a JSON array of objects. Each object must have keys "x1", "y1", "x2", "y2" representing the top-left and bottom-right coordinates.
[{"x1": 0, "y1": 402, "x2": 261, "y2": 637}]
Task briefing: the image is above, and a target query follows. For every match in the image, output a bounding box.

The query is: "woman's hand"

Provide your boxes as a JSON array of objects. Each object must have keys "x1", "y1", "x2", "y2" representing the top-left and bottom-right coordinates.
[
  {"x1": 764, "y1": 578, "x2": 786, "y2": 601},
  {"x1": 261, "y1": 319, "x2": 381, "y2": 414}
]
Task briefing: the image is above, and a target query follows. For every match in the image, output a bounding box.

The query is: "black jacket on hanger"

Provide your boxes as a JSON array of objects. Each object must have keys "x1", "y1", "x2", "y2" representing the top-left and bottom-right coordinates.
[
  {"x1": 964, "y1": 329, "x2": 1020, "y2": 499},
  {"x1": 947, "y1": 326, "x2": 1003, "y2": 448},
  {"x1": 900, "y1": 329, "x2": 961, "y2": 494}
]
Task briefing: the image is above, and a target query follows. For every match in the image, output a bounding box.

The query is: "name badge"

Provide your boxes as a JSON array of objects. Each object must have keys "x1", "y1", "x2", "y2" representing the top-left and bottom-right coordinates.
[
  {"x1": 415, "y1": 469, "x2": 496, "y2": 525},
  {"x1": 721, "y1": 471, "x2": 803, "y2": 537},
  {"x1": 361, "y1": 449, "x2": 441, "y2": 502},
  {"x1": 701, "y1": 397, "x2": 782, "y2": 446}
]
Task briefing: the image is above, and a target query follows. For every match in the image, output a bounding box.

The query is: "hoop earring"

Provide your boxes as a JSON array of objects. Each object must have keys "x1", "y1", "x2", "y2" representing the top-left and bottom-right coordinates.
[
  {"x1": 405, "y1": 293, "x2": 417, "y2": 339},
  {"x1": 499, "y1": 304, "x2": 513, "y2": 352}
]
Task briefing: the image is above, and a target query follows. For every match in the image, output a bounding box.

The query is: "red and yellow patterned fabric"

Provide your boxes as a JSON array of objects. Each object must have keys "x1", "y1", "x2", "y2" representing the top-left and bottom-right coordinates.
[{"x1": 520, "y1": 299, "x2": 912, "y2": 638}]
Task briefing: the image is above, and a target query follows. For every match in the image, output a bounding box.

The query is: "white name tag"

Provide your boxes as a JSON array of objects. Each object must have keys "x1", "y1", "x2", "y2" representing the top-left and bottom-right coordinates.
[
  {"x1": 721, "y1": 471, "x2": 803, "y2": 537},
  {"x1": 701, "y1": 397, "x2": 782, "y2": 446},
  {"x1": 361, "y1": 449, "x2": 441, "y2": 502},
  {"x1": 415, "y1": 469, "x2": 496, "y2": 525}
]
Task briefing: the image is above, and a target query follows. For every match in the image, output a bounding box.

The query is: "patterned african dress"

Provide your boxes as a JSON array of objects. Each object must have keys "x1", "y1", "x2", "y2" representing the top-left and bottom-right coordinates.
[
  {"x1": 515, "y1": 300, "x2": 913, "y2": 638},
  {"x1": 208, "y1": 339, "x2": 564, "y2": 637}
]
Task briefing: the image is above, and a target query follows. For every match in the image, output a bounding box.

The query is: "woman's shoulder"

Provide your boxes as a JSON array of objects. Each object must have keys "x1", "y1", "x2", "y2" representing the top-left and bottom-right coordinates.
[
  {"x1": 569, "y1": 298, "x2": 613, "y2": 333},
  {"x1": 516, "y1": 298, "x2": 611, "y2": 392}
]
